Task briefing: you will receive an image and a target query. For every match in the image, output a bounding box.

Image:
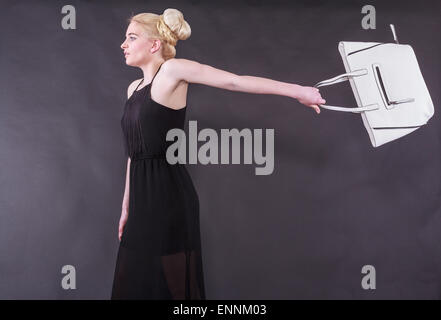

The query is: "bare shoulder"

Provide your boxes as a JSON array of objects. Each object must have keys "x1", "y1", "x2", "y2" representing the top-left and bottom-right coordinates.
[
  {"x1": 127, "y1": 78, "x2": 143, "y2": 99},
  {"x1": 163, "y1": 58, "x2": 200, "y2": 70},
  {"x1": 162, "y1": 58, "x2": 202, "y2": 78}
]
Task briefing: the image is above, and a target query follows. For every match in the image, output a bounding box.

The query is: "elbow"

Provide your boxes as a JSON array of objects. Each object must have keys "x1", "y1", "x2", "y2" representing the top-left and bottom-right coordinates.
[{"x1": 230, "y1": 75, "x2": 241, "y2": 91}]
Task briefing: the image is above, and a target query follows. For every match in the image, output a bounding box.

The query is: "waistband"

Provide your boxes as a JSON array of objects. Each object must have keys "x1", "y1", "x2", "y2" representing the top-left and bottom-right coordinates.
[{"x1": 131, "y1": 153, "x2": 167, "y2": 161}]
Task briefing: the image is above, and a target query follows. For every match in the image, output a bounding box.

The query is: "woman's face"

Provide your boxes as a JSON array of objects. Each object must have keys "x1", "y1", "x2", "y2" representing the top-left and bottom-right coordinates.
[{"x1": 121, "y1": 22, "x2": 152, "y2": 66}]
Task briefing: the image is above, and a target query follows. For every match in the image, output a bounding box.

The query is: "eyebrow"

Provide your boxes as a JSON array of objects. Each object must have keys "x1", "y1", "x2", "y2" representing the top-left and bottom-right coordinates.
[{"x1": 126, "y1": 32, "x2": 138, "y2": 37}]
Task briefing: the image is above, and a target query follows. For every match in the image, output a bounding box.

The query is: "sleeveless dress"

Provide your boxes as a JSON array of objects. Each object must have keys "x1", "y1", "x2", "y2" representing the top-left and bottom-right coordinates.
[{"x1": 111, "y1": 63, "x2": 206, "y2": 300}]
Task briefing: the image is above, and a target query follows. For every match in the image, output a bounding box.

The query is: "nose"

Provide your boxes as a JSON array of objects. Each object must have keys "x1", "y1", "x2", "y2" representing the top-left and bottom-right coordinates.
[{"x1": 121, "y1": 40, "x2": 127, "y2": 50}]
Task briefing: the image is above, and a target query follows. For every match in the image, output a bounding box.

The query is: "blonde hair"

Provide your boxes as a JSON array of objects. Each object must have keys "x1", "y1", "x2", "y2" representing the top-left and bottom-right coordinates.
[{"x1": 128, "y1": 8, "x2": 191, "y2": 60}]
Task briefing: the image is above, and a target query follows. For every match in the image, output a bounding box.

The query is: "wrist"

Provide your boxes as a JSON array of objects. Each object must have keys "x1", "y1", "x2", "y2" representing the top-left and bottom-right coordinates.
[{"x1": 290, "y1": 83, "x2": 304, "y2": 100}]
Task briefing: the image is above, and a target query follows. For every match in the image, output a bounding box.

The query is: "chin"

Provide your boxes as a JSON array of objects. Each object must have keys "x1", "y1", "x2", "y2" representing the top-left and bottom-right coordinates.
[{"x1": 125, "y1": 59, "x2": 137, "y2": 67}]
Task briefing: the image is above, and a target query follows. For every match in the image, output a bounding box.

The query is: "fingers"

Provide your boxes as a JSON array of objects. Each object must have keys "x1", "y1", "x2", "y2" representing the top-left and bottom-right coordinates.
[
  {"x1": 118, "y1": 226, "x2": 123, "y2": 241},
  {"x1": 315, "y1": 96, "x2": 326, "y2": 105},
  {"x1": 314, "y1": 89, "x2": 325, "y2": 105},
  {"x1": 311, "y1": 105, "x2": 320, "y2": 114},
  {"x1": 298, "y1": 87, "x2": 324, "y2": 114},
  {"x1": 317, "y1": 92, "x2": 325, "y2": 104}
]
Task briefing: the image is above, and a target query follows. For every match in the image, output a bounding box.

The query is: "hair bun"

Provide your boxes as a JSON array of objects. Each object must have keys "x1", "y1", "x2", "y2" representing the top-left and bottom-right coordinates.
[{"x1": 160, "y1": 8, "x2": 191, "y2": 44}]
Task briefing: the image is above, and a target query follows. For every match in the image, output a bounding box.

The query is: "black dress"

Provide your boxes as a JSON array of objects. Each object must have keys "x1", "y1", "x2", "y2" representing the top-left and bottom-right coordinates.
[{"x1": 111, "y1": 62, "x2": 205, "y2": 300}]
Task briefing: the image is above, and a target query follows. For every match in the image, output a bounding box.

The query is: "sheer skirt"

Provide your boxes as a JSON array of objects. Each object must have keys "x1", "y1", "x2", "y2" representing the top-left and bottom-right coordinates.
[{"x1": 111, "y1": 244, "x2": 205, "y2": 300}]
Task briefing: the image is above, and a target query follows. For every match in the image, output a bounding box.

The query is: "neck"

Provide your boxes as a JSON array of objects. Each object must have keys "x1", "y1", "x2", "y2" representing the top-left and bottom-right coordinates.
[{"x1": 140, "y1": 58, "x2": 165, "y2": 82}]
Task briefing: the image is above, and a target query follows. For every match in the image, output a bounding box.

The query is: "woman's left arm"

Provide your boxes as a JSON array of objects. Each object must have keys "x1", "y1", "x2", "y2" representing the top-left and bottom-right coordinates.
[{"x1": 166, "y1": 58, "x2": 326, "y2": 114}]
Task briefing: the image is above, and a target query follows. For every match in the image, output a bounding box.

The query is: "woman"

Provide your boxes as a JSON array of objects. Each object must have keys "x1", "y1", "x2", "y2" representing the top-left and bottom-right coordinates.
[{"x1": 111, "y1": 8, "x2": 325, "y2": 300}]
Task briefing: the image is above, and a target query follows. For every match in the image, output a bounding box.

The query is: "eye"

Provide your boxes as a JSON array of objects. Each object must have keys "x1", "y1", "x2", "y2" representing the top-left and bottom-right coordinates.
[{"x1": 129, "y1": 36, "x2": 136, "y2": 41}]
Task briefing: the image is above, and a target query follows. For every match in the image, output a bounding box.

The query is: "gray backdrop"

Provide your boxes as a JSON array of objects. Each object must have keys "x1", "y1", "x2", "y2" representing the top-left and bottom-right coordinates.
[{"x1": 0, "y1": 0, "x2": 440, "y2": 299}]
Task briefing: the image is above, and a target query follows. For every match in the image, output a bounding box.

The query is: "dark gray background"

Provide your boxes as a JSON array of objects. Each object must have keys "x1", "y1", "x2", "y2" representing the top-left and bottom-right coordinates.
[{"x1": 0, "y1": 0, "x2": 440, "y2": 299}]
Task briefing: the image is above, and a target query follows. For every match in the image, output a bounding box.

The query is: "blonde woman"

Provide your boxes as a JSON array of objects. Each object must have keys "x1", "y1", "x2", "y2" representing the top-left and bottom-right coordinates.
[{"x1": 112, "y1": 8, "x2": 325, "y2": 300}]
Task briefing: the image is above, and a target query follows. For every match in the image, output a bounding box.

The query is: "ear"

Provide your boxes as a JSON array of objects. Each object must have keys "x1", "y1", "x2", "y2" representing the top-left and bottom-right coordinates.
[{"x1": 150, "y1": 39, "x2": 162, "y2": 54}]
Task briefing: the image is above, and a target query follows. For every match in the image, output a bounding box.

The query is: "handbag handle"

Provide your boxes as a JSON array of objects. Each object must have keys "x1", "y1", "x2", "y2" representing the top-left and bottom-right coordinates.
[{"x1": 314, "y1": 69, "x2": 379, "y2": 113}]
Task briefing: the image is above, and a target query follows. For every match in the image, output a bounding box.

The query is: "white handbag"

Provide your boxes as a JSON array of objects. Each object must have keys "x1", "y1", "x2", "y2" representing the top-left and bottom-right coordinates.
[{"x1": 314, "y1": 25, "x2": 434, "y2": 147}]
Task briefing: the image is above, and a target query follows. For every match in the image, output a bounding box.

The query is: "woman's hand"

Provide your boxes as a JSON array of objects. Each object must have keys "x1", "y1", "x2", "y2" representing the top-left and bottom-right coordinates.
[
  {"x1": 297, "y1": 86, "x2": 326, "y2": 114},
  {"x1": 118, "y1": 208, "x2": 129, "y2": 241}
]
